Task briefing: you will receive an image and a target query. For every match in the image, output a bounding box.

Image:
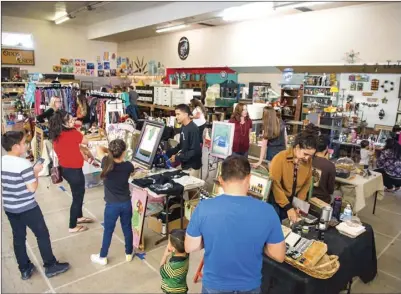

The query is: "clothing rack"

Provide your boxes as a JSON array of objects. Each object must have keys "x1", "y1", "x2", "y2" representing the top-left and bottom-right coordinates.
[{"x1": 89, "y1": 90, "x2": 122, "y2": 99}]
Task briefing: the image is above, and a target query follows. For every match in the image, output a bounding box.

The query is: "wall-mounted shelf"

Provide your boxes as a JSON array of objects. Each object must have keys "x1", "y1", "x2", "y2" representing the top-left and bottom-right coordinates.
[{"x1": 304, "y1": 95, "x2": 333, "y2": 99}]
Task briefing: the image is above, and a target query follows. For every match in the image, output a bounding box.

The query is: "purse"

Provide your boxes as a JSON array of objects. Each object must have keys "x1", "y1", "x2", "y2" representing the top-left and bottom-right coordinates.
[{"x1": 50, "y1": 148, "x2": 63, "y2": 184}]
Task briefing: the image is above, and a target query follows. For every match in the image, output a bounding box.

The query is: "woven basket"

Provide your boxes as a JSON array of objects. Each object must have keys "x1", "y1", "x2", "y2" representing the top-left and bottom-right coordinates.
[{"x1": 285, "y1": 254, "x2": 340, "y2": 279}]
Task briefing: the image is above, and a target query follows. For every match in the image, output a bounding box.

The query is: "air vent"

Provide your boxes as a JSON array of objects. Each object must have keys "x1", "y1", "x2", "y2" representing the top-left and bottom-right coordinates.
[
  {"x1": 198, "y1": 22, "x2": 216, "y2": 27},
  {"x1": 295, "y1": 7, "x2": 313, "y2": 12}
]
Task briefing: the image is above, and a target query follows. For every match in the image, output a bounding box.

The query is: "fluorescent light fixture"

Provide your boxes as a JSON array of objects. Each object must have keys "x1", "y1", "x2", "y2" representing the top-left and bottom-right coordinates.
[
  {"x1": 275, "y1": 2, "x2": 326, "y2": 10},
  {"x1": 220, "y1": 2, "x2": 274, "y2": 22},
  {"x1": 156, "y1": 24, "x2": 187, "y2": 33},
  {"x1": 54, "y1": 14, "x2": 71, "y2": 25}
]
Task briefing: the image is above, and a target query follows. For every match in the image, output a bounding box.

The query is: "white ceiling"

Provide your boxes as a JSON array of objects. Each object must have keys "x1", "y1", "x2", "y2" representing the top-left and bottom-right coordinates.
[{"x1": 1, "y1": 1, "x2": 166, "y2": 26}]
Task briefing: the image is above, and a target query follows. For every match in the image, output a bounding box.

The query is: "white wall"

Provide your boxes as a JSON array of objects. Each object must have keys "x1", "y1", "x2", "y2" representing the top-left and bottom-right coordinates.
[
  {"x1": 2, "y1": 16, "x2": 117, "y2": 74},
  {"x1": 339, "y1": 74, "x2": 401, "y2": 128},
  {"x1": 118, "y1": 2, "x2": 401, "y2": 68}
]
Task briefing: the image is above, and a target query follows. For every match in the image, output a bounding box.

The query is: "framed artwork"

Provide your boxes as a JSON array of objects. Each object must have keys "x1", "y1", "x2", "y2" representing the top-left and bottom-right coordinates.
[
  {"x1": 131, "y1": 186, "x2": 148, "y2": 249},
  {"x1": 399, "y1": 77, "x2": 401, "y2": 99},
  {"x1": 81, "y1": 81, "x2": 93, "y2": 91},
  {"x1": 210, "y1": 121, "x2": 235, "y2": 159},
  {"x1": 396, "y1": 114, "x2": 401, "y2": 125}
]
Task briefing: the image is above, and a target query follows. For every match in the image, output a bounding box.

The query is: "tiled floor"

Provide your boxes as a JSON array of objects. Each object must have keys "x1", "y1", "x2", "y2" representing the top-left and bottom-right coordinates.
[{"x1": 2, "y1": 162, "x2": 401, "y2": 293}]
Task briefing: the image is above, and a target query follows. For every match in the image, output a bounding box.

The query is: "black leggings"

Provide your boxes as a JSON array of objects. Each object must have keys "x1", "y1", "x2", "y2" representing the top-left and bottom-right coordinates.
[
  {"x1": 375, "y1": 168, "x2": 401, "y2": 189},
  {"x1": 62, "y1": 167, "x2": 85, "y2": 229}
]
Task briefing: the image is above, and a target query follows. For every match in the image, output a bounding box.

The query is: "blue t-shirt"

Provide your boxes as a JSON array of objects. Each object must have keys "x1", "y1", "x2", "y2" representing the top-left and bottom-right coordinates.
[{"x1": 186, "y1": 194, "x2": 284, "y2": 291}]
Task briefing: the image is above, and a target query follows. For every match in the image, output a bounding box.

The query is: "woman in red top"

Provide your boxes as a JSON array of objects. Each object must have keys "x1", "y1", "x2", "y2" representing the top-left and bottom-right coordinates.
[
  {"x1": 49, "y1": 110, "x2": 94, "y2": 233},
  {"x1": 229, "y1": 103, "x2": 253, "y2": 157}
]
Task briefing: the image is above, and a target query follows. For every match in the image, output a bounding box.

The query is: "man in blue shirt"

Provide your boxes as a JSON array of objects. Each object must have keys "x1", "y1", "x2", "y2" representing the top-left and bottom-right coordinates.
[{"x1": 185, "y1": 155, "x2": 285, "y2": 294}]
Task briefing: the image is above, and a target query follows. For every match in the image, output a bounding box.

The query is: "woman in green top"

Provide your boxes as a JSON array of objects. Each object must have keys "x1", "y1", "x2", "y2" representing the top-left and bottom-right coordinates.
[{"x1": 160, "y1": 229, "x2": 189, "y2": 294}]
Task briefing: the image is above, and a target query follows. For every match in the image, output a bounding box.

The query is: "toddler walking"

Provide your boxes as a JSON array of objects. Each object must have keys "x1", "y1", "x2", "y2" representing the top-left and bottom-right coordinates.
[{"x1": 91, "y1": 139, "x2": 135, "y2": 265}]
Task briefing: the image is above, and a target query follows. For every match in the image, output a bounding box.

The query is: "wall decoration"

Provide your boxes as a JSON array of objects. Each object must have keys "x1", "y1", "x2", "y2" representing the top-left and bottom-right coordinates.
[
  {"x1": 355, "y1": 74, "x2": 369, "y2": 82},
  {"x1": 103, "y1": 52, "x2": 109, "y2": 61},
  {"x1": 80, "y1": 68, "x2": 86, "y2": 75},
  {"x1": 52, "y1": 65, "x2": 61, "y2": 73},
  {"x1": 134, "y1": 57, "x2": 147, "y2": 74},
  {"x1": 104, "y1": 62, "x2": 110, "y2": 70},
  {"x1": 210, "y1": 121, "x2": 235, "y2": 159},
  {"x1": 96, "y1": 56, "x2": 101, "y2": 62},
  {"x1": 86, "y1": 70, "x2": 91, "y2": 76},
  {"x1": 350, "y1": 82, "x2": 356, "y2": 91},
  {"x1": 381, "y1": 80, "x2": 395, "y2": 93},
  {"x1": 117, "y1": 57, "x2": 122, "y2": 68},
  {"x1": 98, "y1": 70, "x2": 104, "y2": 77},
  {"x1": 74, "y1": 59, "x2": 81, "y2": 67},
  {"x1": 111, "y1": 53, "x2": 116, "y2": 60},
  {"x1": 105, "y1": 70, "x2": 110, "y2": 77},
  {"x1": 81, "y1": 60, "x2": 86, "y2": 67},
  {"x1": 67, "y1": 66, "x2": 74, "y2": 73},
  {"x1": 220, "y1": 71, "x2": 228, "y2": 79},
  {"x1": 178, "y1": 36, "x2": 190, "y2": 60},
  {"x1": 131, "y1": 186, "x2": 148, "y2": 249},
  {"x1": 348, "y1": 75, "x2": 355, "y2": 81},
  {"x1": 344, "y1": 50, "x2": 360, "y2": 64},
  {"x1": 110, "y1": 69, "x2": 117, "y2": 77},
  {"x1": 87, "y1": 63, "x2": 95, "y2": 70},
  {"x1": 357, "y1": 82, "x2": 364, "y2": 91},
  {"x1": 75, "y1": 68, "x2": 81, "y2": 75},
  {"x1": 68, "y1": 59, "x2": 74, "y2": 66},
  {"x1": 362, "y1": 92, "x2": 374, "y2": 96},
  {"x1": 61, "y1": 66, "x2": 68, "y2": 73},
  {"x1": 60, "y1": 58, "x2": 69, "y2": 65},
  {"x1": 379, "y1": 109, "x2": 385, "y2": 120},
  {"x1": 381, "y1": 97, "x2": 388, "y2": 104},
  {"x1": 2, "y1": 49, "x2": 35, "y2": 65},
  {"x1": 97, "y1": 62, "x2": 103, "y2": 70},
  {"x1": 366, "y1": 98, "x2": 379, "y2": 103},
  {"x1": 81, "y1": 81, "x2": 93, "y2": 91},
  {"x1": 371, "y1": 79, "x2": 379, "y2": 91}
]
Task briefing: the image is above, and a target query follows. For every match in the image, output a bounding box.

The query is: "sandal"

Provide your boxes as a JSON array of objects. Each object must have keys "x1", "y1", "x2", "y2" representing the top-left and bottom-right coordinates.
[
  {"x1": 69, "y1": 225, "x2": 88, "y2": 233},
  {"x1": 77, "y1": 217, "x2": 94, "y2": 224}
]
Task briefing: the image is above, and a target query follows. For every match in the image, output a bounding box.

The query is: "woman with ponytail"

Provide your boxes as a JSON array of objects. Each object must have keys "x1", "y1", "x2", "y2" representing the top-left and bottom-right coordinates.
[
  {"x1": 91, "y1": 139, "x2": 136, "y2": 265},
  {"x1": 49, "y1": 110, "x2": 93, "y2": 233}
]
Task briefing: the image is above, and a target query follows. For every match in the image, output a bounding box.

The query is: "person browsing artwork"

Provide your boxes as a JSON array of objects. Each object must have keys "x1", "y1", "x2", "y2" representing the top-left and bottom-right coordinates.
[
  {"x1": 166, "y1": 104, "x2": 202, "y2": 178},
  {"x1": 253, "y1": 107, "x2": 287, "y2": 168},
  {"x1": 90, "y1": 139, "x2": 136, "y2": 265},
  {"x1": 185, "y1": 155, "x2": 285, "y2": 294},
  {"x1": 269, "y1": 125, "x2": 318, "y2": 222},
  {"x1": 190, "y1": 98, "x2": 207, "y2": 144},
  {"x1": 49, "y1": 110, "x2": 94, "y2": 233},
  {"x1": 229, "y1": 103, "x2": 253, "y2": 157},
  {"x1": 36, "y1": 96, "x2": 62, "y2": 123}
]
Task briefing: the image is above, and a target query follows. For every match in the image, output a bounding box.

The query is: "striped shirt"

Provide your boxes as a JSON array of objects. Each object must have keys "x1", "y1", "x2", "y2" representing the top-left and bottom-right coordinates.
[
  {"x1": 1, "y1": 155, "x2": 38, "y2": 214},
  {"x1": 160, "y1": 254, "x2": 189, "y2": 294}
]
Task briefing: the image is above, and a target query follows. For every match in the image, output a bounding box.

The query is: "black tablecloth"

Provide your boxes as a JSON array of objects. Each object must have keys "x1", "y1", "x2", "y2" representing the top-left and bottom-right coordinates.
[{"x1": 261, "y1": 224, "x2": 377, "y2": 294}]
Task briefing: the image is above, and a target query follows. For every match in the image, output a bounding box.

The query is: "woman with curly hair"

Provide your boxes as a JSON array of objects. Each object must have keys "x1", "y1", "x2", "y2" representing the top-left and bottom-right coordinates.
[
  {"x1": 49, "y1": 110, "x2": 93, "y2": 233},
  {"x1": 229, "y1": 103, "x2": 252, "y2": 157}
]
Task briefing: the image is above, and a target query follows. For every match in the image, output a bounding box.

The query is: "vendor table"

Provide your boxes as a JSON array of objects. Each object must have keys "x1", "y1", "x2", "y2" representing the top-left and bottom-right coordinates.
[
  {"x1": 261, "y1": 224, "x2": 377, "y2": 294},
  {"x1": 335, "y1": 171, "x2": 384, "y2": 214},
  {"x1": 130, "y1": 168, "x2": 205, "y2": 246}
]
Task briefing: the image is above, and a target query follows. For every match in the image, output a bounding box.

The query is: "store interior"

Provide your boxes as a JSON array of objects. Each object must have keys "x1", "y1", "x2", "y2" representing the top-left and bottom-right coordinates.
[{"x1": 2, "y1": 1, "x2": 401, "y2": 293}]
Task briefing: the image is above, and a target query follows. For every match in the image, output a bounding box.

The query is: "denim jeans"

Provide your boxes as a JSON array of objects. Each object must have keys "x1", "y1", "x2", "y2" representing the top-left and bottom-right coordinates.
[
  {"x1": 61, "y1": 167, "x2": 85, "y2": 229},
  {"x1": 100, "y1": 201, "x2": 133, "y2": 258},
  {"x1": 6, "y1": 206, "x2": 57, "y2": 272},
  {"x1": 202, "y1": 286, "x2": 260, "y2": 294}
]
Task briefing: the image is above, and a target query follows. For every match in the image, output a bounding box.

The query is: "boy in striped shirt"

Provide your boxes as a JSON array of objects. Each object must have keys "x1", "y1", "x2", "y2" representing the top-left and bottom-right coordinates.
[
  {"x1": 1, "y1": 131, "x2": 70, "y2": 280},
  {"x1": 160, "y1": 229, "x2": 189, "y2": 294}
]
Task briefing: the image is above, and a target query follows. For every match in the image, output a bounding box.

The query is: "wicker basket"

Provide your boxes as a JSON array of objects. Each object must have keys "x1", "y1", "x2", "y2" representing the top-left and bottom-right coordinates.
[{"x1": 285, "y1": 254, "x2": 340, "y2": 279}]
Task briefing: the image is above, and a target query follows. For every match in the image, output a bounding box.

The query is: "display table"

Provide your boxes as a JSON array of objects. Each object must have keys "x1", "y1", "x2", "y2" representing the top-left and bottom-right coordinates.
[
  {"x1": 262, "y1": 224, "x2": 377, "y2": 294},
  {"x1": 335, "y1": 171, "x2": 384, "y2": 214}
]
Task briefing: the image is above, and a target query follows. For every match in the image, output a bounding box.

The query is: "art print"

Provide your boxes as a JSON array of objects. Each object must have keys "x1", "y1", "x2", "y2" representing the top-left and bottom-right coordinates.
[
  {"x1": 74, "y1": 59, "x2": 81, "y2": 67},
  {"x1": 60, "y1": 58, "x2": 69, "y2": 65},
  {"x1": 87, "y1": 63, "x2": 95, "y2": 70},
  {"x1": 97, "y1": 62, "x2": 103, "y2": 70},
  {"x1": 210, "y1": 121, "x2": 235, "y2": 159},
  {"x1": 104, "y1": 62, "x2": 110, "y2": 70},
  {"x1": 131, "y1": 187, "x2": 148, "y2": 249}
]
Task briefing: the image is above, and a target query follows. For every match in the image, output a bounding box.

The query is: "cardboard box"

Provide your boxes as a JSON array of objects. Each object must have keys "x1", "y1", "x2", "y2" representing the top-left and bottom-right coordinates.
[{"x1": 147, "y1": 215, "x2": 188, "y2": 235}]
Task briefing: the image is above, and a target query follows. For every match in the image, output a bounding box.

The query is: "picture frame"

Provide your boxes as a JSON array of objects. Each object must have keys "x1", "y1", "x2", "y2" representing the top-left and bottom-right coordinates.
[
  {"x1": 210, "y1": 121, "x2": 235, "y2": 159},
  {"x1": 81, "y1": 81, "x2": 93, "y2": 91},
  {"x1": 398, "y1": 77, "x2": 401, "y2": 99}
]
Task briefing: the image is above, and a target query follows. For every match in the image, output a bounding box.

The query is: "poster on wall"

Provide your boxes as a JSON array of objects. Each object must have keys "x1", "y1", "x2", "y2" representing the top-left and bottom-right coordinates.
[
  {"x1": 103, "y1": 52, "x2": 109, "y2": 61},
  {"x1": 210, "y1": 121, "x2": 235, "y2": 159},
  {"x1": 110, "y1": 69, "x2": 117, "y2": 76},
  {"x1": 111, "y1": 53, "x2": 116, "y2": 60},
  {"x1": 62, "y1": 66, "x2": 68, "y2": 73},
  {"x1": 121, "y1": 58, "x2": 127, "y2": 69},
  {"x1": 117, "y1": 57, "x2": 122, "y2": 68},
  {"x1": 80, "y1": 68, "x2": 86, "y2": 75},
  {"x1": 105, "y1": 70, "x2": 110, "y2": 77},
  {"x1": 81, "y1": 60, "x2": 86, "y2": 67},
  {"x1": 87, "y1": 63, "x2": 95, "y2": 70},
  {"x1": 104, "y1": 62, "x2": 110, "y2": 70},
  {"x1": 98, "y1": 70, "x2": 104, "y2": 77},
  {"x1": 86, "y1": 70, "x2": 91, "y2": 76},
  {"x1": 68, "y1": 66, "x2": 74, "y2": 73},
  {"x1": 75, "y1": 68, "x2": 81, "y2": 75},
  {"x1": 53, "y1": 65, "x2": 61, "y2": 73},
  {"x1": 97, "y1": 62, "x2": 103, "y2": 70},
  {"x1": 2, "y1": 49, "x2": 35, "y2": 65},
  {"x1": 75, "y1": 59, "x2": 81, "y2": 67},
  {"x1": 60, "y1": 58, "x2": 69, "y2": 66},
  {"x1": 131, "y1": 186, "x2": 148, "y2": 249}
]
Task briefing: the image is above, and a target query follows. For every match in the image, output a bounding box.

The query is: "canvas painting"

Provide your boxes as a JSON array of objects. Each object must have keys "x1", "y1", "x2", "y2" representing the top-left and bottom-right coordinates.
[
  {"x1": 131, "y1": 186, "x2": 148, "y2": 249},
  {"x1": 210, "y1": 121, "x2": 235, "y2": 159}
]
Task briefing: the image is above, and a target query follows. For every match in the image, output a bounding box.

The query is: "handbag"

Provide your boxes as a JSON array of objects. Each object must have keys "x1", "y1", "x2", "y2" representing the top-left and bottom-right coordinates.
[{"x1": 50, "y1": 148, "x2": 63, "y2": 184}]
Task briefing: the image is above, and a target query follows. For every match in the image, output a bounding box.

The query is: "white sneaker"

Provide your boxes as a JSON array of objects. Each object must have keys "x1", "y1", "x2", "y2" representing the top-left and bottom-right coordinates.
[
  {"x1": 91, "y1": 254, "x2": 108, "y2": 265},
  {"x1": 126, "y1": 253, "x2": 134, "y2": 262}
]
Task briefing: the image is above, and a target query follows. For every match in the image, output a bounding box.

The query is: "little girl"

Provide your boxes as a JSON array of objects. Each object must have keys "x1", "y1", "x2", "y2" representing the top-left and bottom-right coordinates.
[
  {"x1": 91, "y1": 139, "x2": 135, "y2": 265},
  {"x1": 360, "y1": 140, "x2": 373, "y2": 169}
]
